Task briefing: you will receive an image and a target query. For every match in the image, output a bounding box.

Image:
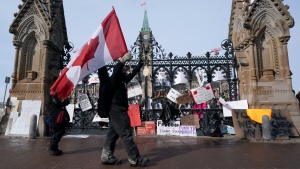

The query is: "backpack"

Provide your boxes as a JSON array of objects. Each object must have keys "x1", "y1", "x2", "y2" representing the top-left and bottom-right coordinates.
[{"x1": 98, "y1": 66, "x2": 113, "y2": 118}]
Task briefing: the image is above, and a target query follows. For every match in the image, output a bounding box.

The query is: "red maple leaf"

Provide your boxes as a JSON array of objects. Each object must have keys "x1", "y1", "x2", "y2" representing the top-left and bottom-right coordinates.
[
  {"x1": 193, "y1": 90, "x2": 198, "y2": 95},
  {"x1": 206, "y1": 86, "x2": 210, "y2": 90},
  {"x1": 72, "y1": 37, "x2": 99, "y2": 70}
]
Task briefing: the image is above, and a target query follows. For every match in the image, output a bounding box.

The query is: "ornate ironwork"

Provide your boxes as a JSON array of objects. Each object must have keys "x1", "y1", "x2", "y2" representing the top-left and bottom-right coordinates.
[
  {"x1": 59, "y1": 41, "x2": 73, "y2": 70},
  {"x1": 67, "y1": 38, "x2": 238, "y2": 134}
]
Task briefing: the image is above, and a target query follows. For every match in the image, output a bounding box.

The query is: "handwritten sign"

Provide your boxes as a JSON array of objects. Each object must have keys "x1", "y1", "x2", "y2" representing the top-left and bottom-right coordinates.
[
  {"x1": 190, "y1": 83, "x2": 214, "y2": 104},
  {"x1": 128, "y1": 85, "x2": 143, "y2": 98},
  {"x1": 157, "y1": 120, "x2": 180, "y2": 136},
  {"x1": 167, "y1": 88, "x2": 182, "y2": 103},
  {"x1": 137, "y1": 121, "x2": 156, "y2": 135},
  {"x1": 180, "y1": 114, "x2": 200, "y2": 129},
  {"x1": 77, "y1": 94, "x2": 92, "y2": 111},
  {"x1": 179, "y1": 126, "x2": 197, "y2": 137},
  {"x1": 232, "y1": 109, "x2": 262, "y2": 139},
  {"x1": 128, "y1": 104, "x2": 141, "y2": 127},
  {"x1": 270, "y1": 110, "x2": 299, "y2": 139},
  {"x1": 232, "y1": 109, "x2": 299, "y2": 140}
]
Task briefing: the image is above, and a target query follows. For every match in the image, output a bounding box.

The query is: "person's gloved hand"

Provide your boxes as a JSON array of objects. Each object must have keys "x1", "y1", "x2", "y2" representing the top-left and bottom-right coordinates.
[
  {"x1": 138, "y1": 59, "x2": 145, "y2": 68},
  {"x1": 120, "y1": 53, "x2": 131, "y2": 63}
]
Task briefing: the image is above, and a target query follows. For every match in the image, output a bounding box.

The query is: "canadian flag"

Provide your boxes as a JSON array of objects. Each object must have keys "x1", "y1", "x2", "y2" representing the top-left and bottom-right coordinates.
[{"x1": 50, "y1": 8, "x2": 127, "y2": 101}]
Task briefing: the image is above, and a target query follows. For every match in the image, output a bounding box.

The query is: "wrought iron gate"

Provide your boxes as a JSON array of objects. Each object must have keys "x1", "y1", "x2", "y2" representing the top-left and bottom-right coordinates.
[{"x1": 66, "y1": 36, "x2": 238, "y2": 135}]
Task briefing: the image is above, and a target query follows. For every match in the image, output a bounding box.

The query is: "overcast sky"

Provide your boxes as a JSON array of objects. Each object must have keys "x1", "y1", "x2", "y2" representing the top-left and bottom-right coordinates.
[{"x1": 0, "y1": 0, "x2": 299, "y2": 103}]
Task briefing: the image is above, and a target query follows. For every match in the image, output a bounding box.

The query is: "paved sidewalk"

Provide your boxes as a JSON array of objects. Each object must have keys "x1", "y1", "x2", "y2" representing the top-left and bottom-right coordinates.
[{"x1": 1, "y1": 135, "x2": 300, "y2": 169}]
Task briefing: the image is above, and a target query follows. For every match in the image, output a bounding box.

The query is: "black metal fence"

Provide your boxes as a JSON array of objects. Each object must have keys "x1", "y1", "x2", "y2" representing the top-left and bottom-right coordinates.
[{"x1": 66, "y1": 38, "x2": 238, "y2": 136}]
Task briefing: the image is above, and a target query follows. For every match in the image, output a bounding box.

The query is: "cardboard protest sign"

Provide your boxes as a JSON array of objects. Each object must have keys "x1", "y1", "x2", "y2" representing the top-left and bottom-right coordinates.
[
  {"x1": 137, "y1": 121, "x2": 156, "y2": 135},
  {"x1": 232, "y1": 109, "x2": 299, "y2": 140},
  {"x1": 77, "y1": 94, "x2": 92, "y2": 111},
  {"x1": 176, "y1": 93, "x2": 192, "y2": 105},
  {"x1": 179, "y1": 126, "x2": 197, "y2": 137},
  {"x1": 180, "y1": 114, "x2": 200, "y2": 129},
  {"x1": 167, "y1": 88, "x2": 182, "y2": 103},
  {"x1": 231, "y1": 109, "x2": 262, "y2": 139},
  {"x1": 190, "y1": 83, "x2": 214, "y2": 104},
  {"x1": 270, "y1": 109, "x2": 299, "y2": 139},
  {"x1": 157, "y1": 120, "x2": 180, "y2": 136},
  {"x1": 128, "y1": 104, "x2": 141, "y2": 127}
]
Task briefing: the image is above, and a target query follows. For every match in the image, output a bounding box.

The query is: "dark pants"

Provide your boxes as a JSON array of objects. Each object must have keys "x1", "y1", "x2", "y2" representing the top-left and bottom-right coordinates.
[
  {"x1": 101, "y1": 106, "x2": 141, "y2": 163},
  {"x1": 49, "y1": 128, "x2": 65, "y2": 150}
]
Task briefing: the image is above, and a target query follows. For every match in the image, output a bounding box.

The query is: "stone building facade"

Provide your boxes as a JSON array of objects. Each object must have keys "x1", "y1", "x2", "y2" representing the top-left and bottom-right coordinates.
[
  {"x1": 229, "y1": 0, "x2": 300, "y2": 132},
  {"x1": 7, "y1": 0, "x2": 68, "y2": 136}
]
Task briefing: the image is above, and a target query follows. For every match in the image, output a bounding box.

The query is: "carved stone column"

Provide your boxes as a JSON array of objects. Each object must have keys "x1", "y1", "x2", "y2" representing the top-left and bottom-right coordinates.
[
  {"x1": 42, "y1": 40, "x2": 51, "y2": 82},
  {"x1": 279, "y1": 36, "x2": 292, "y2": 88},
  {"x1": 12, "y1": 40, "x2": 22, "y2": 89},
  {"x1": 248, "y1": 36, "x2": 257, "y2": 82}
]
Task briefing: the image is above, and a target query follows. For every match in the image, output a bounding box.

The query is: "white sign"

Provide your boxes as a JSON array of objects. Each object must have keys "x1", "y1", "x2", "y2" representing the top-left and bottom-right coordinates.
[
  {"x1": 78, "y1": 94, "x2": 92, "y2": 111},
  {"x1": 222, "y1": 100, "x2": 248, "y2": 117},
  {"x1": 66, "y1": 104, "x2": 75, "y2": 122},
  {"x1": 10, "y1": 97, "x2": 19, "y2": 112},
  {"x1": 92, "y1": 114, "x2": 109, "y2": 123},
  {"x1": 128, "y1": 85, "x2": 143, "y2": 98},
  {"x1": 157, "y1": 120, "x2": 180, "y2": 136},
  {"x1": 190, "y1": 83, "x2": 214, "y2": 104},
  {"x1": 179, "y1": 125, "x2": 197, "y2": 137},
  {"x1": 195, "y1": 69, "x2": 205, "y2": 87},
  {"x1": 10, "y1": 100, "x2": 41, "y2": 137},
  {"x1": 9, "y1": 112, "x2": 19, "y2": 126},
  {"x1": 166, "y1": 88, "x2": 182, "y2": 103}
]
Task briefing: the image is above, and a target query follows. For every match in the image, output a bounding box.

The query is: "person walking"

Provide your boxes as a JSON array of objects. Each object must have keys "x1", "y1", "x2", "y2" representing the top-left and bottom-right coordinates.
[
  {"x1": 100, "y1": 53, "x2": 149, "y2": 167},
  {"x1": 48, "y1": 96, "x2": 70, "y2": 156}
]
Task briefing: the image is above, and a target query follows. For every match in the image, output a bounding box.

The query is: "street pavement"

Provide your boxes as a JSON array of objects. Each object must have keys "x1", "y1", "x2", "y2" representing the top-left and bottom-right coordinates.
[{"x1": 1, "y1": 134, "x2": 300, "y2": 169}]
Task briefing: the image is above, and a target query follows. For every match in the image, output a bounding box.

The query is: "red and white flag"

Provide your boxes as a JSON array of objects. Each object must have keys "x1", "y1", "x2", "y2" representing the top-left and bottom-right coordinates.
[
  {"x1": 141, "y1": 2, "x2": 146, "y2": 6},
  {"x1": 50, "y1": 8, "x2": 127, "y2": 101}
]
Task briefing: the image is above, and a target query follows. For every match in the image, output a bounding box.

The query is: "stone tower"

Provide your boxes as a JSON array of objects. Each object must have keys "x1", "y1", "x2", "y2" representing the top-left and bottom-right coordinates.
[
  {"x1": 229, "y1": 0, "x2": 300, "y2": 132},
  {"x1": 8, "y1": 0, "x2": 68, "y2": 136},
  {"x1": 140, "y1": 10, "x2": 153, "y2": 101}
]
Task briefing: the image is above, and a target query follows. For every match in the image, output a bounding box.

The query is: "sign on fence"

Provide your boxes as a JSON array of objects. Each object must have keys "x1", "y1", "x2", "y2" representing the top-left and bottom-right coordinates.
[
  {"x1": 180, "y1": 114, "x2": 200, "y2": 129},
  {"x1": 157, "y1": 120, "x2": 180, "y2": 136},
  {"x1": 77, "y1": 94, "x2": 92, "y2": 111},
  {"x1": 128, "y1": 104, "x2": 141, "y2": 127},
  {"x1": 179, "y1": 125, "x2": 197, "y2": 137},
  {"x1": 137, "y1": 121, "x2": 156, "y2": 135}
]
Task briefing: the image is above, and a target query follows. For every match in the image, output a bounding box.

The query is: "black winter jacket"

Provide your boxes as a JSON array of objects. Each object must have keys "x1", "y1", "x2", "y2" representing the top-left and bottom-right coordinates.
[
  {"x1": 49, "y1": 102, "x2": 70, "y2": 129},
  {"x1": 110, "y1": 61, "x2": 142, "y2": 110}
]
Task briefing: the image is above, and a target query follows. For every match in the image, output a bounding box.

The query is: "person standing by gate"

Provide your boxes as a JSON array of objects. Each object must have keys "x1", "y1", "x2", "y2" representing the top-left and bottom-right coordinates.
[{"x1": 100, "y1": 53, "x2": 149, "y2": 167}]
